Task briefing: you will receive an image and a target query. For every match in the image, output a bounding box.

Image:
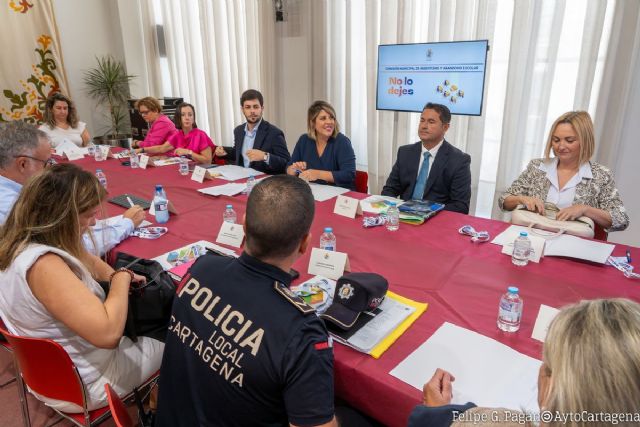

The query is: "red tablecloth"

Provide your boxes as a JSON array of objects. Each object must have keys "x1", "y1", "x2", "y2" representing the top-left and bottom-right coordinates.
[{"x1": 79, "y1": 155, "x2": 640, "y2": 427}]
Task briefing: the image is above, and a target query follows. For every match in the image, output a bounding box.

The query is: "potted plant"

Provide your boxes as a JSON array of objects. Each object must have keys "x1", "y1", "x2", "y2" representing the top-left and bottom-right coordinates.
[{"x1": 84, "y1": 55, "x2": 135, "y2": 147}]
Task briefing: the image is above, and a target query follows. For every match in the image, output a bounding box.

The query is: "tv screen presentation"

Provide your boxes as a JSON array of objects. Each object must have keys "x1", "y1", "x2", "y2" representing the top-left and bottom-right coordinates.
[{"x1": 376, "y1": 40, "x2": 489, "y2": 116}]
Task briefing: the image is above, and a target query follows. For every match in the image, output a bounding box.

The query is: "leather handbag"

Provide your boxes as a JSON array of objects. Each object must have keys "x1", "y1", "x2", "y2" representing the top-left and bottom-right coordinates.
[
  {"x1": 511, "y1": 203, "x2": 595, "y2": 239},
  {"x1": 112, "y1": 252, "x2": 176, "y2": 342}
]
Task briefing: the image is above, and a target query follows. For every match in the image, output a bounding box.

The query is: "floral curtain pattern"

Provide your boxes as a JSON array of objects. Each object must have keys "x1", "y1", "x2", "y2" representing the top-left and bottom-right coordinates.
[{"x1": 0, "y1": 0, "x2": 68, "y2": 123}]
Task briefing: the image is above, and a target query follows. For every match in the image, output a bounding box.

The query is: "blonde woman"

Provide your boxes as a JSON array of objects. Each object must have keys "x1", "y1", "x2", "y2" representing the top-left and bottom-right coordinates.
[
  {"x1": 39, "y1": 92, "x2": 91, "y2": 147},
  {"x1": 409, "y1": 298, "x2": 640, "y2": 426},
  {"x1": 287, "y1": 100, "x2": 356, "y2": 190},
  {"x1": 0, "y1": 163, "x2": 163, "y2": 412},
  {"x1": 499, "y1": 111, "x2": 629, "y2": 231}
]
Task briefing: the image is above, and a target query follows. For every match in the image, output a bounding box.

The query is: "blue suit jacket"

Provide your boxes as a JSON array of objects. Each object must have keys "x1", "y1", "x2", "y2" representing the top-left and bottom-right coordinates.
[
  {"x1": 381, "y1": 140, "x2": 471, "y2": 214},
  {"x1": 226, "y1": 120, "x2": 291, "y2": 174}
]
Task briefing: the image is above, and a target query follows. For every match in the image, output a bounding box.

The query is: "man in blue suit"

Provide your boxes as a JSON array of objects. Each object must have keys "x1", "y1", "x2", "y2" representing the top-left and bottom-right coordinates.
[
  {"x1": 381, "y1": 103, "x2": 471, "y2": 214},
  {"x1": 215, "y1": 89, "x2": 291, "y2": 174}
]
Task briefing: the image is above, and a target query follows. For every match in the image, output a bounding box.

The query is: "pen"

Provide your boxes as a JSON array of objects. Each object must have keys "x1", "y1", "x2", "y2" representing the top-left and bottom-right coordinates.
[
  {"x1": 627, "y1": 248, "x2": 632, "y2": 263},
  {"x1": 126, "y1": 196, "x2": 135, "y2": 208}
]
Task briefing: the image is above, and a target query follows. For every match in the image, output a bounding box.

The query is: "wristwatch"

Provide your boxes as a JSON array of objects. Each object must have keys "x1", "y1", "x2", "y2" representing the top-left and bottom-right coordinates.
[{"x1": 264, "y1": 153, "x2": 270, "y2": 164}]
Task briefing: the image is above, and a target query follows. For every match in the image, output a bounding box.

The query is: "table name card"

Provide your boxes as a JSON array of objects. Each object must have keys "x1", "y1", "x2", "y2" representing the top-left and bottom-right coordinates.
[
  {"x1": 192, "y1": 165, "x2": 213, "y2": 183},
  {"x1": 216, "y1": 221, "x2": 245, "y2": 248},
  {"x1": 333, "y1": 195, "x2": 363, "y2": 218},
  {"x1": 308, "y1": 248, "x2": 351, "y2": 280},
  {"x1": 138, "y1": 154, "x2": 150, "y2": 169}
]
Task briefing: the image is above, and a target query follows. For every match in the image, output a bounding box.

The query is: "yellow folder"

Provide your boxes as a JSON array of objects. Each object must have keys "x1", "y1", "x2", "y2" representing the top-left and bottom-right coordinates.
[{"x1": 369, "y1": 291, "x2": 428, "y2": 359}]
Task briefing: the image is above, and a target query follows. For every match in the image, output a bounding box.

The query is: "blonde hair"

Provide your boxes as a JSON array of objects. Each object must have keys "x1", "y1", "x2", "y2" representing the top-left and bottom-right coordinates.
[
  {"x1": 135, "y1": 97, "x2": 163, "y2": 113},
  {"x1": 307, "y1": 100, "x2": 339, "y2": 141},
  {"x1": 42, "y1": 92, "x2": 79, "y2": 129},
  {"x1": 0, "y1": 163, "x2": 106, "y2": 270},
  {"x1": 541, "y1": 299, "x2": 640, "y2": 426},
  {"x1": 544, "y1": 111, "x2": 594, "y2": 165}
]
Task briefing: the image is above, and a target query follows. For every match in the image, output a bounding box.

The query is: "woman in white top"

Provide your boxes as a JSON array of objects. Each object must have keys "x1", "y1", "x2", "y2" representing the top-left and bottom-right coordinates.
[
  {"x1": 0, "y1": 163, "x2": 163, "y2": 412},
  {"x1": 498, "y1": 111, "x2": 629, "y2": 231},
  {"x1": 39, "y1": 92, "x2": 91, "y2": 148}
]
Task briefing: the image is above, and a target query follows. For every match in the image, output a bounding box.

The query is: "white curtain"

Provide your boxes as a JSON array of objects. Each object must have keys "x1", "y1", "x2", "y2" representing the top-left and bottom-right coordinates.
[
  {"x1": 144, "y1": 0, "x2": 275, "y2": 147},
  {"x1": 310, "y1": 0, "x2": 498, "y2": 196},
  {"x1": 490, "y1": 0, "x2": 611, "y2": 219}
]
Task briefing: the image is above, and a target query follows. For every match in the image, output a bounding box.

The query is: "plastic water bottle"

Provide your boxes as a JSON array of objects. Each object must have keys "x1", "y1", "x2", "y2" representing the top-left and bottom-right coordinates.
[
  {"x1": 153, "y1": 184, "x2": 170, "y2": 224},
  {"x1": 320, "y1": 227, "x2": 337, "y2": 251},
  {"x1": 386, "y1": 202, "x2": 400, "y2": 231},
  {"x1": 87, "y1": 142, "x2": 96, "y2": 157},
  {"x1": 223, "y1": 204, "x2": 237, "y2": 223},
  {"x1": 179, "y1": 156, "x2": 189, "y2": 176},
  {"x1": 497, "y1": 286, "x2": 523, "y2": 332},
  {"x1": 94, "y1": 144, "x2": 105, "y2": 161},
  {"x1": 512, "y1": 232, "x2": 531, "y2": 266},
  {"x1": 129, "y1": 148, "x2": 139, "y2": 168},
  {"x1": 245, "y1": 175, "x2": 256, "y2": 195},
  {"x1": 95, "y1": 169, "x2": 107, "y2": 190}
]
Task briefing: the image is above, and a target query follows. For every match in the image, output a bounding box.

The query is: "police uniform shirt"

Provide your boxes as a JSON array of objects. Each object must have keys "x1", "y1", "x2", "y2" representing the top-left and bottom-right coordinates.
[{"x1": 156, "y1": 252, "x2": 335, "y2": 427}]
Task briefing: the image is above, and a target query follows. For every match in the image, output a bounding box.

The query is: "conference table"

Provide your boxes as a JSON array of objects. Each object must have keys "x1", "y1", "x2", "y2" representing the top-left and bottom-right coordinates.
[{"x1": 76, "y1": 153, "x2": 640, "y2": 427}]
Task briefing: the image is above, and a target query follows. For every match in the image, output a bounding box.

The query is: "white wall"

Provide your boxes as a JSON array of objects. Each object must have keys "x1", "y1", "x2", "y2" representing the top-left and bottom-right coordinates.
[
  {"x1": 53, "y1": 0, "x2": 125, "y2": 137},
  {"x1": 274, "y1": 0, "x2": 312, "y2": 151}
]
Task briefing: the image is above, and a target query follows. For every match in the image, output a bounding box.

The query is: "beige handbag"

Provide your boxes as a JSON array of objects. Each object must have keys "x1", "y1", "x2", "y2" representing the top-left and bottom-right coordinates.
[{"x1": 511, "y1": 203, "x2": 595, "y2": 239}]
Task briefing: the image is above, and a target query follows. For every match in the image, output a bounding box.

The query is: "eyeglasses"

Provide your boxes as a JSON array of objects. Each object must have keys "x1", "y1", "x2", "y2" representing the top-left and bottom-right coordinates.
[{"x1": 14, "y1": 155, "x2": 56, "y2": 168}]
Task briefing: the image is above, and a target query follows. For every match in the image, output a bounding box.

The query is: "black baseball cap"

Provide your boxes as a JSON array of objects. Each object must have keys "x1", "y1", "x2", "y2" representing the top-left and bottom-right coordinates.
[{"x1": 321, "y1": 273, "x2": 388, "y2": 330}]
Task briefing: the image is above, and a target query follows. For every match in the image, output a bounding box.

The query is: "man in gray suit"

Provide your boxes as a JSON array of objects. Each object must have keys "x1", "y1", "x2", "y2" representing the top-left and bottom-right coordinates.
[{"x1": 382, "y1": 103, "x2": 471, "y2": 214}]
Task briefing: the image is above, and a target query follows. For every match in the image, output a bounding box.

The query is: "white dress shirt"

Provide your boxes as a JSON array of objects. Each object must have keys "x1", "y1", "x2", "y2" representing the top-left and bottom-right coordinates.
[
  {"x1": 416, "y1": 139, "x2": 444, "y2": 181},
  {"x1": 538, "y1": 158, "x2": 593, "y2": 208}
]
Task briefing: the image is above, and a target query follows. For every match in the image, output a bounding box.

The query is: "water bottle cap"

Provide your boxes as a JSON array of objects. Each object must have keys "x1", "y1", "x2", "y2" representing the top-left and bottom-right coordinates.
[
  {"x1": 180, "y1": 155, "x2": 185, "y2": 159},
  {"x1": 249, "y1": 175, "x2": 254, "y2": 178},
  {"x1": 96, "y1": 169, "x2": 102, "y2": 173},
  {"x1": 519, "y1": 232, "x2": 528, "y2": 237},
  {"x1": 226, "y1": 204, "x2": 233, "y2": 209},
  {"x1": 508, "y1": 286, "x2": 519, "y2": 294},
  {"x1": 388, "y1": 202, "x2": 396, "y2": 207},
  {"x1": 324, "y1": 227, "x2": 333, "y2": 233},
  {"x1": 155, "y1": 184, "x2": 163, "y2": 191}
]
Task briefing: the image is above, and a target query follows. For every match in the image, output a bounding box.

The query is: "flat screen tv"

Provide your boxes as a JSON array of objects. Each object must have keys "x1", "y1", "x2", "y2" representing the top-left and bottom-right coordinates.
[{"x1": 376, "y1": 40, "x2": 489, "y2": 116}]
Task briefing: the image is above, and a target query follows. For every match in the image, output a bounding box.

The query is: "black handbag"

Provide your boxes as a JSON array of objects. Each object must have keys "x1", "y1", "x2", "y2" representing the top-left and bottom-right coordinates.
[{"x1": 110, "y1": 252, "x2": 176, "y2": 342}]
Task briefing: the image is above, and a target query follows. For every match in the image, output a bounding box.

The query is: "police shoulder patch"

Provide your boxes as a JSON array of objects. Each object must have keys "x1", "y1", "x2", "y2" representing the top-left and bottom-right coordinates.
[{"x1": 273, "y1": 281, "x2": 315, "y2": 315}]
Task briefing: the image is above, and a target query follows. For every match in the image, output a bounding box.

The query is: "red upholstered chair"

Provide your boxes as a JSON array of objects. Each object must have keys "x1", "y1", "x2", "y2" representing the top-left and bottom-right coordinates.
[
  {"x1": 0, "y1": 322, "x2": 112, "y2": 427},
  {"x1": 0, "y1": 319, "x2": 30, "y2": 427},
  {"x1": 355, "y1": 170, "x2": 369, "y2": 193},
  {"x1": 594, "y1": 223, "x2": 608, "y2": 241},
  {"x1": 105, "y1": 384, "x2": 134, "y2": 427}
]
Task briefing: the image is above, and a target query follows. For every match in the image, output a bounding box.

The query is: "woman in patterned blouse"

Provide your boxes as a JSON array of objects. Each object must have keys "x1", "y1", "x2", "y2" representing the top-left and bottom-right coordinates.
[{"x1": 499, "y1": 111, "x2": 629, "y2": 232}]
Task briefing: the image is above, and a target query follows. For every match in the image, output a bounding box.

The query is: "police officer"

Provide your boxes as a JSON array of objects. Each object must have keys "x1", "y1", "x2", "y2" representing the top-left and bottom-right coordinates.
[{"x1": 156, "y1": 175, "x2": 337, "y2": 427}]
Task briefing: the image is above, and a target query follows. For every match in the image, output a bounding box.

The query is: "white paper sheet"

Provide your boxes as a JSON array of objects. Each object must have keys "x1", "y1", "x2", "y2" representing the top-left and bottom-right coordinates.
[
  {"x1": 543, "y1": 234, "x2": 615, "y2": 264},
  {"x1": 308, "y1": 183, "x2": 350, "y2": 202},
  {"x1": 390, "y1": 322, "x2": 541, "y2": 414},
  {"x1": 491, "y1": 225, "x2": 557, "y2": 245},
  {"x1": 213, "y1": 165, "x2": 263, "y2": 181},
  {"x1": 531, "y1": 305, "x2": 560, "y2": 342},
  {"x1": 198, "y1": 183, "x2": 247, "y2": 197}
]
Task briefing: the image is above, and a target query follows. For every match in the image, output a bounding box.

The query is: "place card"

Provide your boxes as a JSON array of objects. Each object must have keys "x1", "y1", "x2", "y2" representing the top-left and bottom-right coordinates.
[
  {"x1": 216, "y1": 221, "x2": 245, "y2": 248},
  {"x1": 139, "y1": 154, "x2": 150, "y2": 169},
  {"x1": 99, "y1": 145, "x2": 111, "y2": 158},
  {"x1": 333, "y1": 194, "x2": 363, "y2": 218},
  {"x1": 308, "y1": 248, "x2": 351, "y2": 280},
  {"x1": 531, "y1": 304, "x2": 560, "y2": 342},
  {"x1": 191, "y1": 165, "x2": 214, "y2": 183}
]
